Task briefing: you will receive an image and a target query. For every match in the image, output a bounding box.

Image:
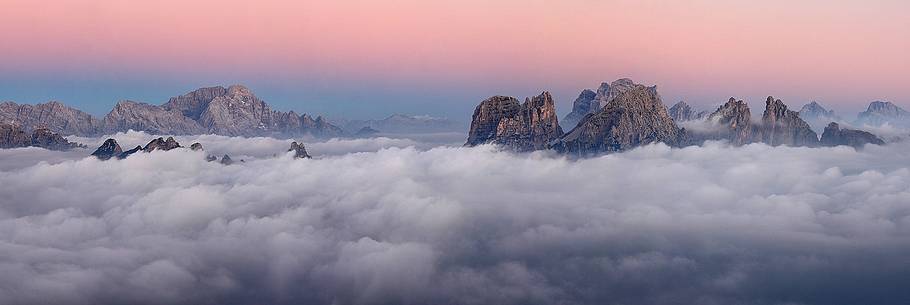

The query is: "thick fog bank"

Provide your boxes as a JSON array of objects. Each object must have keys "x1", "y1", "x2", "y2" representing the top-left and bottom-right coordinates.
[{"x1": 1, "y1": 138, "x2": 909, "y2": 305}]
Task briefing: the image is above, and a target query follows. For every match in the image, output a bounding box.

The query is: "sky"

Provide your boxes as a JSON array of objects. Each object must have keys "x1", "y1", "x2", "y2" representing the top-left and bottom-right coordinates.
[{"x1": 0, "y1": 0, "x2": 908, "y2": 120}]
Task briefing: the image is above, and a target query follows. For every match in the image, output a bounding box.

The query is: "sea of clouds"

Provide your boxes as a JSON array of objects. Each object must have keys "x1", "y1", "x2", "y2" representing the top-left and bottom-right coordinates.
[{"x1": 1, "y1": 133, "x2": 910, "y2": 305}]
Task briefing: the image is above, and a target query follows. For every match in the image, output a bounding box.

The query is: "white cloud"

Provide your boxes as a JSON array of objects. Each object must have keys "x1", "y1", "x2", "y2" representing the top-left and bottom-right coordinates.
[{"x1": 1, "y1": 137, "x2": 909, "y2": 304}]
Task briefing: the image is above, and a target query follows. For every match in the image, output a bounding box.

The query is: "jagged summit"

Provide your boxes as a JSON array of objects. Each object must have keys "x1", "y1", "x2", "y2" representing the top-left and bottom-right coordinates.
[
  {"x1": 856, "y1": 101, "x2": 910, "y2": 127},
  {"x1": 668, "y1": 101, "x2": 708, "y2": 122},
  {"x1": 465, "y1": 91, "x2": 563, "y2": 152},
  {"x1": 553, "y1": 81, "x2": 680, "y2": 155},
  {"x1": 761, "y1": 96, "x2": 818, "y2": 147}
]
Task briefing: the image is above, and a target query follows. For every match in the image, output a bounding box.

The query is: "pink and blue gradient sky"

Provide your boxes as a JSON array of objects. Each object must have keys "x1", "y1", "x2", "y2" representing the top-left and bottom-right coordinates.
[{"x1": 1, "y1": 0, "x2": 908, "y2": 119}]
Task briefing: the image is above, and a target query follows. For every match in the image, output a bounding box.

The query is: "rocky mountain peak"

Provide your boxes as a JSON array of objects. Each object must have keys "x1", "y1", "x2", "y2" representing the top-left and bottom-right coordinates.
[
  {"x1": 856, "y1": 101, "x2": 910, "y2": 127},
  {"x1": 553, "y1": 81, "x2": 681, "y2": 155},
  {"x1": 142, "y1": 137, "x2": 182, "y2": 152},
  {"x1": 289, "y1": 141, "x2": 312, "y2": 159},
  {"x1": 465, "y1": 92, "x2": 563, "y2": 152},
  {"x1": 227, "y1": 84, "x2": 253, "y2": 96},
  {"x1": 760, "y1": 97, "x2": 818, "y2": 147},
  {"x1": 0, "y1": 123, "x2": 81, "y2": 150},
  {"x1": 92, "y1": 139, "x2": 123, "y2": 160},
  {"x1": 668, "y1": 101, "x2": 708, "y2": 122},
  {"x1": 190, "y1": 142, "x2": 204, "y2": 151},
  {"x1": 562, "y1": 89, "x2": 598, "y2": 129},
  {"x1": 820, "y1": 122, "x2": 884, "y2": 148}
]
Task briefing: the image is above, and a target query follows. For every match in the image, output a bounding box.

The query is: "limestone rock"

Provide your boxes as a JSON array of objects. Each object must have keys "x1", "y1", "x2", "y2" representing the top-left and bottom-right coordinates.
[
  {"x1": 799, "y1": 101, "x2": 842, "y2": 134},
  {"x1": 465, "y1": 92, "x2": 563, "y2": 152},
  {"x1": 703, "y1": 98, "x2": 756, "y2": 145},
  {"x1": 0, "y1": 123, "x2": 30, "y2": 148},
  {"x1": 668, "y1": 101, "x2": 708, "y2": 122},
  {"x1": 820, "y1": 122, "x2": 884, "y2": 148},
  {"x1": 0, "y1": 101, "x2": 102, "y2": 136},
  {"x1": 561, "y1": 89, "x2": 598, "y2": 129},
  {"x1": 118, "y1": 146, "x2": 142, "y2": 159},
  {"x1": 91, "y1": 139, "x2": 123, "y2": 160},
  {"x1": 289, "y1": 141, "x2": 312, "y2": 159},
  {"x1": 103, "y1": 100, "x2": 205, "y2": 135},
  {"x1": 759, "y1": 96, "x2": 819, "y2": 147},
  {"x1": 142, "y1": 137, "x2": 182, "y2": 152},
  {"x1": 552, "y1": 81, "x2": 680, "y2": 155},
  {"x1": 0, "y1": 123, "x2": 81, "y2": 150},
  {"x1": 855, "y1": 101, "x2": 910, "y2": 127}
]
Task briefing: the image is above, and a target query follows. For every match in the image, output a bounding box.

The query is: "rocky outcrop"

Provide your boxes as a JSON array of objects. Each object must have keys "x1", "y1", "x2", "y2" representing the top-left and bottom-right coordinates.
[
  {"x1": 219, "y1": 154, "x2": 234, "y2": 165},
  {"x1": 701, "y1": 98, "x2": 756, "y2": 145},
  {"x1": 91, "y1": 139, "x2": 123, "y2": 160},
  {"x1": 119, "y1": 146, "x2": 143, "y2": 159},
  {"x1": 561, "y1": 89, "x2": 598, "y2": 129},
  {"x1": 855, "y1": 101, "x2": 910, "y2": 127},
  {"x1": 0, "y1": 123, "x2": 30, "y2": 148},
  {"x1": 465, "y1": 92, "x2": 564, "y2": 152},
  {"x1": 552, "y1": 82, "x2": 681, "y2": 155},
  {"x1": 289, "y1": 141, "x2": 312, "y2": 159},
  {"x1": 142, "y1": 137, "x2": 181, "y2": 152},
  {"x1": 103, "y1": 100, "x2": 206, "y2": 135},
  {"x1": 799, "y1": 101, "x2": 842, "y2": 133},
  {"x1": 0, "y1": 123, "x2": 81, "y2": 150},
  {"x1": 668, "y1": 101, "x2": 708, "y2": 122},
  {"x1": 190, "y1": 142, "x2": 204, "y2": 151},
  {"x1": 820, "y1": 122, "x2": 884, "y2": 148},
  {"x1": 759, "y1": 97, "x2": 819, "y2": 147},
  {"x1": 0, "y1": 101, "x2": 102, "y2": 135},
  {"x1": 697, "y1": 97, "x2": 819, "y2": 147}
]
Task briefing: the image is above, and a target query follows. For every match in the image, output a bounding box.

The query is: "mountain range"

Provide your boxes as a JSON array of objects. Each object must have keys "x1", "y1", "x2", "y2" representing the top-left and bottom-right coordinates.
[
  {"x1": 0, "y1": 85, "x2": 343, "y2": 138},
  {"x1": 467, "y1": 78, "x2": 890, "y2": 154},
  {"x1": 332, "y1": 113, "x2": 462, "y2": 134}
]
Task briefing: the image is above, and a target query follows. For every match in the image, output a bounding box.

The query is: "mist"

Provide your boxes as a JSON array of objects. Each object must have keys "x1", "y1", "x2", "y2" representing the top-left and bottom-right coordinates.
[{"x1": 1, "y1": 135, "x2": 910, "y2": 304}]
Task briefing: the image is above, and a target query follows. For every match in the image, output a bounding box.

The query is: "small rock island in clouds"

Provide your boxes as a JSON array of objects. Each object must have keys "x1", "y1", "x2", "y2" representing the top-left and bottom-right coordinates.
[{"x1": 1, "y1": 1, "x2": 910, "y2": 305}]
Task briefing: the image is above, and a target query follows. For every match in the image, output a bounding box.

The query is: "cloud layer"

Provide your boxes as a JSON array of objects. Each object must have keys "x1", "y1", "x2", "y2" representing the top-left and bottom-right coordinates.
[{"x1": 1, "y1": 136, "x2": 910, "y2": 305}]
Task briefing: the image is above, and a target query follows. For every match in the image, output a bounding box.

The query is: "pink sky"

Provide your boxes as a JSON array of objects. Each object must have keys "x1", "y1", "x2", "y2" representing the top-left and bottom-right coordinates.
[{"x1": 1, "y1": 0, "x2": 908, "y2": 117}]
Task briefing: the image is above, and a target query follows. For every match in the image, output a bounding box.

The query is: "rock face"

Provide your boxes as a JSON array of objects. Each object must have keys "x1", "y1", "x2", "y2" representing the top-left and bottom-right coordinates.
[
  {"x1": 759, "y1": 97, "x2": 819, "y2": 147},
  {"x1": 0, "y1": 123, "x2": 81, "y2": 150},
  {"x1": 553, "y1": 82, "x2": 681, "y2": 155},
  {"x1": 855, "y1": 101, "x2": 910, "y2": 127},
  {"x1": 697, "y1": 97, "x2": 819, "y2": 147},
  {"x1": 703, "y1": 98, "x2": 755, "y2": 145},
  {"x1": 668, "y1": 101, "x2": 708, "y2": 122},
  {"x1": 820, "y1": 122, "x2": 884, "y2": 148},
  {"x1": 142, "y1": 137, "x2": 181, "y2": 152},
  {"x1": 103, "y1": 100, "x2": 206, "y2": 135},
  {"x1": 91, "y1": 139, "x2": 123, "y2": 160},
  {"x1": 0, "y1": 101, "x2": 102, "y2": 135},
  {"x1": 465, "y1": 92, "x2": 564, "y2": 152},
  {"x1": 219, "y1": 154, "x2": 234, "y2": 165},
  {"x1": 190, "y1": 142, "x2": 204, "y2": 151},
  {"x1": 1, "y1": 85, "x2": 343, "y2": 138},
  {"x1": 289, "y1": 141, "x2": 312, "y2": 159},
  {"x1": 799, "y1": 101, "x2": 842, "y2": 133},
  {"x1": 561, "y1": 89, "x2": 598, "y2": 129}
]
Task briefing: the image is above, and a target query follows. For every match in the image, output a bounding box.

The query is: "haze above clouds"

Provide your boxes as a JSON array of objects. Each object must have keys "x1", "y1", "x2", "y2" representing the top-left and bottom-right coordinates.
[{"x1": 2, "y1": 134, "x2": 910, "y2": 304}]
